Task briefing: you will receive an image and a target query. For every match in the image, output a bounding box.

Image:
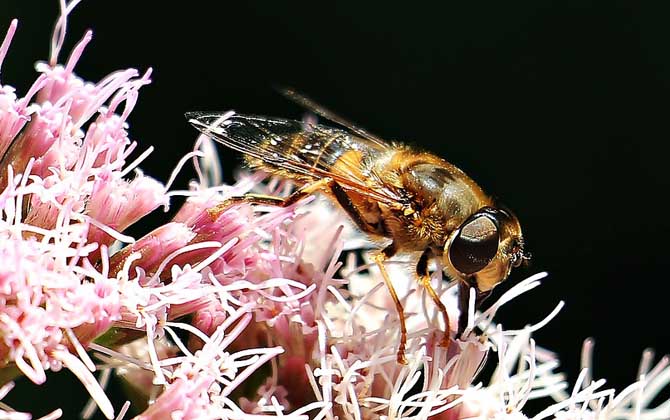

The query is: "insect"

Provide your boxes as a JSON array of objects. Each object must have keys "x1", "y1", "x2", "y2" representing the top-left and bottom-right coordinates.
[{"x1": 186, "y1": 90, "x2": 528, "y2": 363}]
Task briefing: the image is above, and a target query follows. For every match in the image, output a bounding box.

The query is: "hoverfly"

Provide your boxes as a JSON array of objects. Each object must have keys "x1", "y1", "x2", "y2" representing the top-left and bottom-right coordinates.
[{"x1": 186, "y1": 90, "x2": 528, "y2": 363}]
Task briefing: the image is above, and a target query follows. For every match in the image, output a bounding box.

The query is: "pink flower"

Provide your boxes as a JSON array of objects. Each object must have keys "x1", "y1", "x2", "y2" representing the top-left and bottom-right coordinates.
[
  {"x1": 0, "y1": 3, "x2": 164, "y2": 418},
  {"x1": 135, "y1": 310, "x2": 287, "y2": 420}
]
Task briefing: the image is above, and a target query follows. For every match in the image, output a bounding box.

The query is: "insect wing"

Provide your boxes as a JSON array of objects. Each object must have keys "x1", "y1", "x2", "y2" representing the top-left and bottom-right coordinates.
[
  {"x1": 279, "y1": 88, "x2": 389, "y2": 147},
  {"x1": 187, "y1": 113, "x2": 403, "y2": 206},
  {"x1": 188, "y1": 112, "x2": 310, "y2": 172}
]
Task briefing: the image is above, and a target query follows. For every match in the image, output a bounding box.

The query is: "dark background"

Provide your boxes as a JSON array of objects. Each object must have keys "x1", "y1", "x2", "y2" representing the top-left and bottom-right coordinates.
[{"x1": 3, "y1": 1, "x2": 670, "y2": 417}]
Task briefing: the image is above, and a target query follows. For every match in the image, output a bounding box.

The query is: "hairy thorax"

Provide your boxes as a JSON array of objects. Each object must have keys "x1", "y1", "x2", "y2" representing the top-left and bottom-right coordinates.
[{"x1": 366, "y1": 148, "x2": 493, "y2": 253}]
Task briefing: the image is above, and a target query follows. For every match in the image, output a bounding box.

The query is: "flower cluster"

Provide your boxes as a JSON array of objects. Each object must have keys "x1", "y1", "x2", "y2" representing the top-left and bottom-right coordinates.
[{"x1": 0, "y1": 2, "x2": 669, "y2": 420}]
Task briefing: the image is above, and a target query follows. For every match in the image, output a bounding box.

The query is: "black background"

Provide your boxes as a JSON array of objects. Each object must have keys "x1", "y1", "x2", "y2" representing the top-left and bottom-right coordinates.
[{"x1": 3, "y1": 1, "x2": 670, "y2": 418}]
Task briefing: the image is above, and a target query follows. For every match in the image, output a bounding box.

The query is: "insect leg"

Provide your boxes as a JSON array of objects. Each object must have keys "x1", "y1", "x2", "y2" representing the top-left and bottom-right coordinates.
[
  {"x1": 330, "y1": 182, "x2": 380, "y2": 234},
  {"x1": 457, "y1": 281, "x2": 492, "y2": 339},
  {"x1": 373, "y1": 242, "x2": 409, "y2": 364},
  {"x1": 457, "y1": 281, "x2": 472, "y2": 338},
  {"x1": 417, "y1": 249, "x2": 451, "y2": 348},
  {"x1": 282, "y1": 178, "x2": 333, "y2": 206},
  {"x1": 207, "y1": 194, "x2": 285, "y2": 219},
  {"x1": 207, "y1": 178, "x2": 333, "y2": 220}
]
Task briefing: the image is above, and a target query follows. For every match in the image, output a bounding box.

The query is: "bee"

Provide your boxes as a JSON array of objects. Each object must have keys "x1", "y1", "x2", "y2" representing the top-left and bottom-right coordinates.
[{"x1": 186, "y1": 90, "x2": 528, "y2": 363}]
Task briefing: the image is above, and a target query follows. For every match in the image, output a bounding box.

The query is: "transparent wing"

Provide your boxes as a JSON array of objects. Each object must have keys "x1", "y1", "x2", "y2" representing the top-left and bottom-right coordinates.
[
  {"x1": 186, "y1": 112, "x2": 405, "y2": 207},
  {"x1": 279, "y1": 88, "x2": 389, "y2": 146}
]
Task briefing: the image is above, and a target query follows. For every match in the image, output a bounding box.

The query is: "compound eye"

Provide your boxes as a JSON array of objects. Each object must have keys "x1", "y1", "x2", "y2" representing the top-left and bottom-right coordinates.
[{"x1": 449, "y1": 216, "x2": 500, "y2": 275}]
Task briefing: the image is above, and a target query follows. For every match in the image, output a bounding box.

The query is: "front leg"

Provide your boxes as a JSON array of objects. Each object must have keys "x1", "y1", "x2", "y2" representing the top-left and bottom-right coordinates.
[
  {"x1": 457, "y1": 280, "x2": 492, "y2": 338},
  {"x1": 373, "y1": 242, "x2": 409, "y2": 364},
  {"x1": 416, "y1": 248, "x2": 451, "y2": 348}
]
